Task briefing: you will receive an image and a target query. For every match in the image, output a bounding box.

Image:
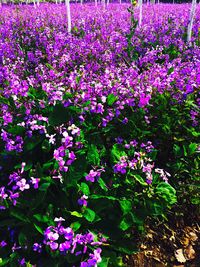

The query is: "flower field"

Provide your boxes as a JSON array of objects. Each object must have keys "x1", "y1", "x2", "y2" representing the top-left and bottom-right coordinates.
[{"x1": 0, "y1": 3, "x2": 199, "y2": 266}]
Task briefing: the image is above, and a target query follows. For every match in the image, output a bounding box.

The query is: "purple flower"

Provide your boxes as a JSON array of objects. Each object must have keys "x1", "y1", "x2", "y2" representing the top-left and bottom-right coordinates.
[
  {"x1": 3, "y1": 112, "x2": 13, "y2": 125},
  {"x1": 124, "y1": 144, "x2": 130, "y2": 149},
  {"x1": 113, "y1": 157, "x2": 128, "y2": 174},
  {"x1": 85, "y1": 169, "x2": 102, "y2": 182},
  {"x1": 30, "y1": 177, "x2": 40, "y2": 189},
  {"x1": 62, "y1": 132, "x2": 73, "y2": 148},
  {"x1": 9, "y1": 192, "x2": 19, "y2": 206},
  {"x1": 91, "y1": 248, "x2": 102, "y2": 263},
  {"x1": 0, "y1": 240, "x2": 7, "y2": 248},
  {"x1": 66, "y1": 151, "x2": 76, "y2": 165},
  {"x1": 130, "y1": 140, "x2": 138, "y2": 147},
  {"x1": 68, "y1": 124, "x2": 80, "y2": 136},
  {"x1": 115, "y1": 137, "x2": 123, "y2": 144},
  {"x1": 138, "y1": 93, "x2": 151, "y2": 108},
  {"x1": 49, "y1": 242, "x2": 59, "y2": 250},
  {"x1": 9, "y1": 172, "x2": 20, "y2": 184},
  {"x1": 19, "y1": 258, "x2": 25, "y2": 266},
  {"x1": 43, "y1": 219, "x2": 104, "y2": 262},
  {"x1": 59, "y1": 227, "x2": 74, "y2": 240},
  {"x1": 33, "y1": 243, "x2": 42, "y2": 253},
  {"x1": 122, "y1": 117, "x2": 128, "y2": 124},
  {"x1": 59, "y1": 241, "x2": 71, "y2": 252},
  {"x1": 78, "y1": 195, "x2": 88, "y2": 207},
  {"x1": 146, "y1": 173, "x2": 153, "y2": 185},
  {"x1": 45, "y1": 229, "x2": 59, "y2": 242},
  {"x1": 80, "y1": 262, "x2": 88, "y2": 267},
  {"x1": 0, "y1": 187, "x2": 8, "y2": 200},
  {"x1": 81, "y1": 248, "x2": 102, "y2": 267}
]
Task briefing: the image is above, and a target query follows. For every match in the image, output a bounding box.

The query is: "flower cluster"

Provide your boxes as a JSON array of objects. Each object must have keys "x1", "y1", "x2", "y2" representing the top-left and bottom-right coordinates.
[
  {"x1": 0, "y1": 3, "x2": 199, "y2": 266},
  {"x1": 0, "y1": 163, "x2": 39, "y2": 207},
  {"x1": 43, "y1": 218, "x2": 102, "y2": 266},
  {"x1": 85, "y1": 168, "x2": 105, "y2": 183},
  {"x1": 114, "y1": 141, "x2": 170, "y2": 184}
]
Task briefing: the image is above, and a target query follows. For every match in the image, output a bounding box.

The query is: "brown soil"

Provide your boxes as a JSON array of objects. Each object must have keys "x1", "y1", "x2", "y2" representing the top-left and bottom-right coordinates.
[{"x1": 124, "y1": 207, "x2": 200, "y2": 267}]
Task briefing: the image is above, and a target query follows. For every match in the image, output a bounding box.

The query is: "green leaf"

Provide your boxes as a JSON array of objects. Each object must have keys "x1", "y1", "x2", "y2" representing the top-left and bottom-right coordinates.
[
  {"x1": 70, "y1": 211, "x2": 83, "y2": 218},
  {"x1": 29, "y1": 191, "x2": 47, "y2": 209},
  {"x1": 119, "y1": 200, "x2": 132, "y2": 215},
  {"x1": 130, "y1": 212, "x2": 144, "y2": 226},
  {"x1": 63, "y1": 92, "x2": 73, "y2": 100},
  {"x1": 33, "y1": 214, "x2": 49, "y2": 223},
  {"x1": 98, "y1": 257, "x2": 109, "y2": 267},
  {"x1": 191, "y1": 130, "x2": 200, "y2": 137},
  {"x1": 42, "y1": 139, "x2": 51, "y2": 152},
  {"x1": 115, "y1": 257, "x2": 126, "y2": 267},
  {"x1": 119, "y1": 217, "x2": 132, "y2": 231},
  {"x1": 132, "y1": 174, "x2": 147, "y2": 186},
  {"x1": 173, "y1": 144, "x2": 182, "y2": 157},
  {"x1": 45, "y1": 63, "x2": 54, "y2": 70},
  {"x1": 84, "y1": 208, "x2": 96, "y2": 222},
  {"x1": 183, "y1": 145, "x2": 187, "y2": 156},
  {"x1": 191, "y1": 196, "x2": 200, "y2": 205},
  {"x1": 90, "y1": 195, "x2": 117, "y2": 201},
  {"x1": 18, "y1": 231, "x2": 27, "y2": 246},
  {"x1": 188, "y1": 143, "x2": 197, "y2": 155},
  {"x1": 10, "y1": 210, "x2": 30, "y2": 223},
  {"x1": 43, "y1": 162, "x2": 54, "y2": 170},
  {"x1": 150, "y1": 202, "x2": 164, "y2": 216},
  {"x1": 8, "y1": 126, "x2": 25, "y2": 135},
  {"x1": 167, "y1": 67, "x2": 174, "y2": 75},
  {"x1": 101, "y1": 251, "x2": 125, "y2": 267},
  {"x1": 111, "y1": 144, "x2": 126, "y2": 162},
  {"x1": 0, "y1": 95, "x2": 9, "y2": 105},
  {"x1": 0, "y1": 258, "x2": 10, "y2": 266},
  {"x1": 115, "y1": 239, "x2": 137, "y2": 255},
  {"x1": 98, "y1": 178, "x2": 108, "y2": 192},
  {"x1": 34, "y1": 223, "x2": 44, "y2": 234},
  {"x1": 80, "y1": 182, "x2": 90, "y2": 195},
  {"x1": 156, "y1": 182, "x2": 177, "y2": 205},
  {"x1": 70, "y1": 221, "x2": 81, "y2": 231},
  {"x1": 48, "y1": 104, "x2": 71, "y2": 126},
  {"x1": 24, "y1": 135, "x2": 43, "y2": 152},
  {"x1": 39, "y1": 183, "x2": 51, "y2": 191},
  {"x1": 107, "y1": 94, "x2": 118, "y2": 106},
  {"x1": 87, "y1": 144, "x2": 100, "y2": 165}
]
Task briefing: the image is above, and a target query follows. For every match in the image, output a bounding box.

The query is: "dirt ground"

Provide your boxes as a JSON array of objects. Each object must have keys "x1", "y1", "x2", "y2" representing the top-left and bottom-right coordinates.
[{"x1": 124, "y1": 206, "x2": 200, "y2": 267}]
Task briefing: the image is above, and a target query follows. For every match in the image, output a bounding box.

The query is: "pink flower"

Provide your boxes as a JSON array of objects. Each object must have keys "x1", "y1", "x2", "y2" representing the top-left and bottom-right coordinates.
[{"x1": 16, "y1": 179, "x2": 30, "y2": 191}]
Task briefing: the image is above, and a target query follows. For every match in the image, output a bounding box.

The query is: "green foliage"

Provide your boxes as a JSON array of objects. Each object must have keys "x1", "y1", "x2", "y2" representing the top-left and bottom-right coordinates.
[{"x1": 0, "y1": 5, "x2": 199, "y2": 267}]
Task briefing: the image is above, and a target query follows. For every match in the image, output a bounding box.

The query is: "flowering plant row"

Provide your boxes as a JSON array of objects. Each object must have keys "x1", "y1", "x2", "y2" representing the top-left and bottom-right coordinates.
[{"x1": 0, "y1": 3, "x2": 199, "y2": 266}]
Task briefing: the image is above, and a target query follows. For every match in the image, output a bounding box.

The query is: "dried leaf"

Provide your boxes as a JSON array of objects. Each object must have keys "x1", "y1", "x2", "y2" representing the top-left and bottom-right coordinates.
[
  {"x1": 188, "y1": 232, "x2": 198, "y2": 242},
  {"x1": 180, "y1": 237, "x2": 190, "y2": 247},
  {"x1": 169, "y1": 234, "x2": 176, "y2": 242},
  {"x1": 184, "y1": 245, "x2": 195, "y2": 260},
  {"x1": 152, "y1": 256, "x2": 162, "y2": 263},
  {"x1": 140, "y1": 244, "x2": 147, "y2": 250},
  {"x1": 174, "y1": 249, "x2": 186, "y2": 263}
]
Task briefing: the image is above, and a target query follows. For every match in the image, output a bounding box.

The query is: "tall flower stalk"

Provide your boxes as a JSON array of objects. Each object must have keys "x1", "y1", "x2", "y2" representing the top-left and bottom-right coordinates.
[
  {"x1": 65, "y1": 0, "x2": 72, "y2": 33},
  {"x1": 187, "y1": 0, "x2": 197, "y2": 44},
  {"x1": 138, "y1": 0, "x2": 143, "y2": 27}
]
